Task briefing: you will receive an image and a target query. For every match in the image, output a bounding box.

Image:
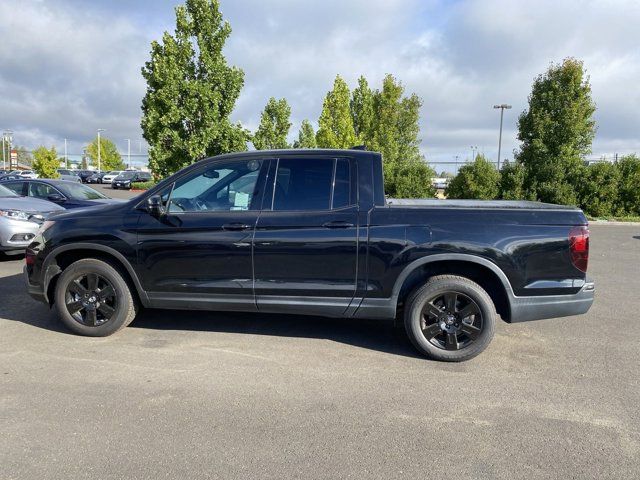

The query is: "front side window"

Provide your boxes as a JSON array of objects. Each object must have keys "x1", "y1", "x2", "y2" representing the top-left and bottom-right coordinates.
[
  {"x1": 59, "y1": 183, "x2": 107, "y2": 200},
  {"x1": 29, "y1": 182, "x2": 60, "y2": 199},
  {"x1": 168, "y1": 159, "x2": 263, "y2": 213}
]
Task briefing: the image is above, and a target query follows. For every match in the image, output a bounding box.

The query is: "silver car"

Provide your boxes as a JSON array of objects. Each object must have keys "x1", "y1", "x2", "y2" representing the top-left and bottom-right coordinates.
[{"x1": 0, "y1": 184, "x2": 64, "y2": 255}]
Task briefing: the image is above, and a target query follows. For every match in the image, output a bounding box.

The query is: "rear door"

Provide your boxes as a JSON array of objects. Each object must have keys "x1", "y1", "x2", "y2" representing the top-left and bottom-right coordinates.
[{"x1": 253, "y1": 155, "x2": 359, "y2": 316}]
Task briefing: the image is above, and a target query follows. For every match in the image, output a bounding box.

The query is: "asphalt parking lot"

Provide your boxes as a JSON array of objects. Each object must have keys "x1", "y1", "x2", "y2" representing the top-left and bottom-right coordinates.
[{"x1": 1, "y1": 223, "x2": 638, "y2": 479}]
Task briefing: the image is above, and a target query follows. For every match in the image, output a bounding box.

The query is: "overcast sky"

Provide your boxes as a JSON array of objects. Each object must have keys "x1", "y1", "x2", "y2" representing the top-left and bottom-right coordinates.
[{"x1": 1, "y1": 0, "x2": 639, "y2": 165}]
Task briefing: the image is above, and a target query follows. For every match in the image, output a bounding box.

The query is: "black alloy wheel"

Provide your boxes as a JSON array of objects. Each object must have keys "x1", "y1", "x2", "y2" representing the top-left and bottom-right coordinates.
[
  {"x1": 64, "y1": 273, "x2": 117, "y2": 326},
  {"x1": 404, "y1": 275, "x2": 496, "y2": 362},
  {"x1": 420, "y1": 291, "x2": 483, "y2": 351}
]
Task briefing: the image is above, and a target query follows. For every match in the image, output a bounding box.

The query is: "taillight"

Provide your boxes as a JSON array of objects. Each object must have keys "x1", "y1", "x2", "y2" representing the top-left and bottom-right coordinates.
[{"x1": 569, "y1": 226, "x2": 589, "y2": 273}]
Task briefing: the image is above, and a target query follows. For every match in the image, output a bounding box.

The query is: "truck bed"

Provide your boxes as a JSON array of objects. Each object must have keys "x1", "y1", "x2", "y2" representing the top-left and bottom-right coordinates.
[{"x1": 386, "y1": 199, "x2": 580, "y2": 211}]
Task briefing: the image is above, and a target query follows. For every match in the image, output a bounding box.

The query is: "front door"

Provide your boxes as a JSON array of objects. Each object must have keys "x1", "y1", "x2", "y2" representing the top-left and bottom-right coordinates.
[
  {"x1": 136, "y1": 157, "x2": 268, "y2": 312},
  {"x1": 253, "y1": 156, "x2": 359, "y2": 316}
]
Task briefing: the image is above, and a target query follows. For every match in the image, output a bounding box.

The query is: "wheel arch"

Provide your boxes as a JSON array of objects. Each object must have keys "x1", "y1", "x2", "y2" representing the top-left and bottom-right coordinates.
[
  {"x1": 392, "y1": 254, "x2": 514, "y2": 322},
  {"x1": 43, "y1": 243, "x2": 148, "y2": 307}
]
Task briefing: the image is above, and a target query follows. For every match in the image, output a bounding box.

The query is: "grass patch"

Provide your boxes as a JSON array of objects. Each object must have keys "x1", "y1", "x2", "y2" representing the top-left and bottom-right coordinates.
[
  {"x1": 587, "y1": 215, "x2": 640, "y2": 222},
  {"x1": 132, "y1": 180, "x2": 157, "y2": 191}
]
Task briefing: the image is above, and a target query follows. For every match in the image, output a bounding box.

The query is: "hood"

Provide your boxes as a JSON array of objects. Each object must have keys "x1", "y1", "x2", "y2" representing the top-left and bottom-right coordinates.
[{"x1": 0, "y1": 196, "x2": 65, "y2": 215}]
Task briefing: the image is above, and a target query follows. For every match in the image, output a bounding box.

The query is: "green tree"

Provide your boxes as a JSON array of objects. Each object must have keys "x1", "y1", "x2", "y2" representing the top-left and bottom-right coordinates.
[
  {"x1": 86, "y1": 136, "x2": 125, "y2": 171},
  {"x1": 316, "y1": 75, "x2": 357, "y2": 149},
  {"x1": 350, "y1": 75, "x2": 374, "y2": 142},
  {"x1": 293, "y1": 120, "x2": 316, "y2": 148},
  {"x1": 252, "y1": 97, "x2": 291, "y2": 150},
  {"x1": 577, "y1": 161, "x2": 621, "y2": 217},
  {"x1": 367, "y1": 74, "x2": 432, "y2": 198},
  {"x1": 499, "y1": 160, "x2": 527, "y2": 200},
  {"x1": 446, "y1": 154, "x2": 500, "y2": 200},
  {"x1": 616, "y1": 155, "x2": 640, "y2": 215},
  {"x1": 32, "y1": 146, "x2": 60, "y2": 179},
  {"x1": 141, "y1": 0, "x2": 248, "y2": 177},
  {"x1": 515, "y1": 58, "x2": 596, "y2": 205}
]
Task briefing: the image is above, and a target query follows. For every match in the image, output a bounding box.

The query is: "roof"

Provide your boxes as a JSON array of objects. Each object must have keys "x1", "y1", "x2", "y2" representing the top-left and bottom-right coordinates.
[{"x1": 199, "y1": 148, "x2": 377, "y2": 162}]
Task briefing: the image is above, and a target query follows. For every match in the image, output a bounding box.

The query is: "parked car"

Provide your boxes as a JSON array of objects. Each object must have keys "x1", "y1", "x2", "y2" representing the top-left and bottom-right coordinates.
[
  {"x1": 86, "y1": 172, "x2": 106, "y2": 184},
  {"x1": 1, "y1": 179, "x2": 122, "y2": 209},
  {"x1": 0, "y1": 174, "x2": 23, "y2": 181},
  {"x1": 101, "y1": 171, "x2": 124, "y2": 184},
  {"x1": 112, "y1": 171, "x2": 152, "y2": 189},
  {"x1": 24, "y1": 149, "x2": 594, "y2": 361},
  {"x1": 18, "y1": 170, "x2": 39, "y2": 179},
  {"x1": 56, "y1": 169, "x2": 82, "y2": 182},
  {"x1": 76, "y1": 170, "x2": 95, "y2": 183},
  {"x1": 0, "y1": 184, "x2": 63, "y2": 255}
]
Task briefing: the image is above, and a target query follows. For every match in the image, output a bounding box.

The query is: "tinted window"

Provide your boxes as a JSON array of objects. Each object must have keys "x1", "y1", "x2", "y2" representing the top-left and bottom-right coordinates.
[
  {"x1": 0, "y1": 184, "x2": 17, "y2": 197},
  {"x1": 273, "y1": 158, "x2": 334, "y2": 211},
  {"x1": 168, "y1": 159, "x2": 263, "y2": 212},
  {"x1": 2, "y1": 181, "x2": 25, "y2": 195},
  {"x1": 29, "y1": 182, "x2": 60, "y2": 198},
  {"x1": 332, "y1": 159, "x2": 351, "y2": 209}
]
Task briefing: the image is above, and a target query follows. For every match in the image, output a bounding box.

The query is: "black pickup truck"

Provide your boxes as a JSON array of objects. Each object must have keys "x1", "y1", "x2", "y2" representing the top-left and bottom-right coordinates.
[{"x1": 24, "y1": 149, "x2": 594, "y2": 361}]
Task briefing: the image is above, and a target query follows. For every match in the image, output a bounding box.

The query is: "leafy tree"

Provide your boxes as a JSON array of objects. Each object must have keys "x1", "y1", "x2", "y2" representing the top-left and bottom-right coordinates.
[
  {"x1": 293, "y1": 120, "x2": 316, "y2": 148},
  {"x1": 390, "y1": 160, "x2": 436, "y2": 198},
  {"x1": 367, "y1": 74, "x2": 433, "y2": 198},
  {"x1": 515, "y1": 58, "x2": 596, "y2": 205},
  {"x1": 499, "y1": 160, "x2": 527, "y2": 200},
  {"x1": 316, "y1": 75, "x2": 357, "y2": 149},
  {"x1": 577, "y1": 161, "x2": 621, "y2": 217},
  {"x1": 32, "y1": 146, "x2": 60, "y2": 179},
  {"x1": 617, "y1": 155, "x2": 640, "y2": 215},
  {"x1": 15, "y1": 146, "x2": 33, "y2": 167},
  {"x1": 446, "y1": 154, "x2": 500, "y2": 200},
  {"x1": 141, "y1": 0, "x2": 248, "y2": 177},
  {"x1": 351, "y1": 76, "x2": 374, "y2": 141},
  {"x1": 252, "y1": 97, "x2": 291, "y2": 150},
  {"x1": 86, "y1": 136, "x2": 125, "y2": 171}
]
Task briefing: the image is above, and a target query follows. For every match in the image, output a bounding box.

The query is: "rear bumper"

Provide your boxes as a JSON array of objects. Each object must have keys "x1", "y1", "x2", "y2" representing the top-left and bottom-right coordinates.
[{"x1": 509, "y1": 280, "x2": 595, "y2": 322}]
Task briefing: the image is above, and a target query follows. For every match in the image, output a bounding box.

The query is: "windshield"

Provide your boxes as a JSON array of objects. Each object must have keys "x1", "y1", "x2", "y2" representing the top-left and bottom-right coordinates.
[
  {"x1": 58, "y1": 183, "x2": 108, "y2": 200},
  {"x1": 119, "y1": 172, "x2": 136, "y2": 179},
  {"x1": 108, "y1": 171, "x2": 122, "y2": 176},
  {"x1": 0, "y1": 184, "x2": 18, "y2": 197}
]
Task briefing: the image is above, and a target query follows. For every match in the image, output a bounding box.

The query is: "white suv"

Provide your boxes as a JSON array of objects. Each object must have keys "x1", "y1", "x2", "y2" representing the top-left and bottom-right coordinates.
[
  {"x1": 19, "y1": 170, "x2": 39, "y2": 179},
  {"x1": 101, "y1": 171, "x2": 123, "y2": 184}
]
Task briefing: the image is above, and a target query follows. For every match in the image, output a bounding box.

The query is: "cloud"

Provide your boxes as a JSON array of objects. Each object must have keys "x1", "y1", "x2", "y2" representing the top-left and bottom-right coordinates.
[{"x1": 0, "y1": 0, "x2": 639, "y2": 166}]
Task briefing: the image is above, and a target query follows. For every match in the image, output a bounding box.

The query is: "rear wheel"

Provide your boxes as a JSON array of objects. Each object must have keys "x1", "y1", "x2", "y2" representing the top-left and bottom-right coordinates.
[
  {"x1": 54, "y1": 258, "x2": 138, "y2": 336},
  {"x1": 404, "y1": 275, "x2": 496, "y2": 361}
]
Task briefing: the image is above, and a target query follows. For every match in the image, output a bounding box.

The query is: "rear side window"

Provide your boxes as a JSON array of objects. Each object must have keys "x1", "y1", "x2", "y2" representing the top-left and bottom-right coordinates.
[
  {"x1": 272, "y1": 158, "x2": 353, "y2": 211},
  {"x1": 332, "y1": 159, "x2": 351, "y2": 209}
]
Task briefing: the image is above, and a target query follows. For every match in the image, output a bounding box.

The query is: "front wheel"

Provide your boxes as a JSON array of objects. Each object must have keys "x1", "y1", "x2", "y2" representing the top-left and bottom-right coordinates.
[
  {"x1": 404, "y1": 275, "x2": 496, "y2": 361},
  {"x1": 54, "y1": 258, "x2": 138, "y2": 336}
]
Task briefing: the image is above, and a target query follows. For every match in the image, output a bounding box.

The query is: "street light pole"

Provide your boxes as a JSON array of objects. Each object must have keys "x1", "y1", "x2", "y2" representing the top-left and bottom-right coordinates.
[
  {"x1": 64, "y1": 138, "x2": 68, "y2": 169},
  {"x1": 126, "y1": 139, "x2": 131, "y2": 169},
  {"x1": 97, "y1": 129, "x2": 105, "y2": 172},
  {"x1": 493, "y1": 104, "x2": 512, "y2": 170}
]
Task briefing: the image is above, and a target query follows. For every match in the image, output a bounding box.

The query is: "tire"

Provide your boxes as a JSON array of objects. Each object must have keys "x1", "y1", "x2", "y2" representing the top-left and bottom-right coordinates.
[
  {"x1": 404, "y1": 275, "x2": 496, "y2": 362},
  {"x1": 54, "y1": 258, "x2": 138, "y2": 336}
]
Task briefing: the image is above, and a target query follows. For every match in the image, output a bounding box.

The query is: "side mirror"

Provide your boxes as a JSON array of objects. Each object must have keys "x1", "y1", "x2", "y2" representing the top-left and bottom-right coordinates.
[
  {"x1": 146, "y1": 195, "x2": 164, "y2": 217},
  {"x1": 47, "y1": 193, "x2": 65, "y2": 203}
]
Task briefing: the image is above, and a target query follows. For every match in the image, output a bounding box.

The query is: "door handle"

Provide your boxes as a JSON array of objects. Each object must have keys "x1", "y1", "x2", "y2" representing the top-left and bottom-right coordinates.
[
  {"x1": 322, "y1": 221, "x2": 354, "y2": 229},
  {"x1": 222, "y1": 223, "x2": 251, "y2": 231}
]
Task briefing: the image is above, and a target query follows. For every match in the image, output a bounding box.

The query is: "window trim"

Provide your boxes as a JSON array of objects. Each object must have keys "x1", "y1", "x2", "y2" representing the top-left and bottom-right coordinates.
[{"x1": 268, "y1": 156, "x2": 358, "y2": 213}]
